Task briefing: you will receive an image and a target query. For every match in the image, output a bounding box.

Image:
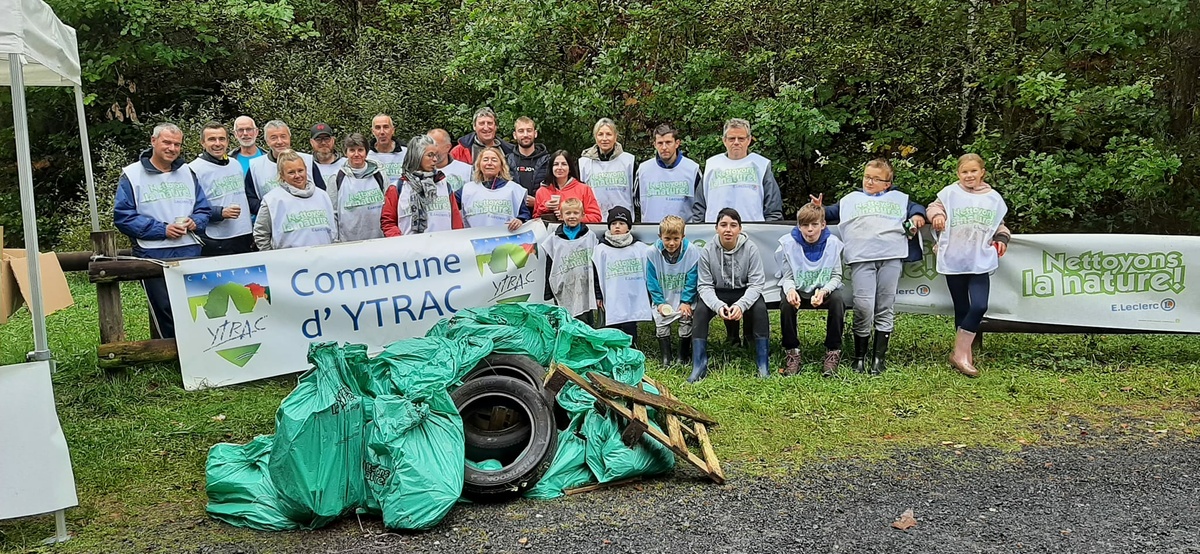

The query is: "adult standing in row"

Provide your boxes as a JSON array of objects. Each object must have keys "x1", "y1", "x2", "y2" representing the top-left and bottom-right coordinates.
[
  {"x1": 532, "y1": 150, "x2": 602, "y2": 222},
  {"x1": 230, "y1": 115, "x2": 265, "y2": 174},
  {"x1": 636, "y1": 124, "x2": 699, "y2": 223},
  {"x1": 310, "y1": 122, "x2": 345, "y2": 198},
  {"x1": 253, "y1": 149, "x2": 336, "y2": 250},
  {"x1": 429, "y1": 128, "x2": 474, "y2": 191},
  {"x1": 382, "y1": 134, "x2": 464, "y2": 236},
  {"x1": 190, "y1": 122, "x2": 252, "y2": 256},
  {"x1": 334, "y1": 133, "x2": 388, "y2": 242},
  {"x1": 458, "y1": 146, "x2": 529, "y2": 231},
  {"x1": 113, "y1": 123, "x2": 212, "y2": 339},
  {"x1": 369, "y1": 113, "x2": 407, "y2": 186},
  {"x1": 451, "y1": 107, "x2": 513, "y2": 164},
  {"x1": 508, "y1": 116, "x2": 549, "y2": 208},
  {"x1": 690, "y1": 118, "x2": 783, "y2": 223},
  {"x1": 580, "y1": 118, "x2": 636, "y2": 217},
  {"x1": 244, "y1": 120, "x2": 314, "y2": 217}
]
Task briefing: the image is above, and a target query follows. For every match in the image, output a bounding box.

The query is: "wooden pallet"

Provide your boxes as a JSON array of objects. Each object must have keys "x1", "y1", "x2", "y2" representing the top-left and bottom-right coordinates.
[{"x1": 544, "y1": 363, "x2": 725, "y2": 484}]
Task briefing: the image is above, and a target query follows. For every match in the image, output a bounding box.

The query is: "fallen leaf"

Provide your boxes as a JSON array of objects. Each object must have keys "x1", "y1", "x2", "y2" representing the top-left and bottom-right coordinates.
[
  {"x1": 602, "y1": 539, "x2": 613, "y2": 545},
  {"x1": 953, "y1": 443, "x2": 967, "y2": 448},
  {"x1": 211, "y1": 414, "x2": 227, "y2": 422},
  {"x1": 1120, "y1": 387, "x2": 1133, "y2": 392},
  {"x1": 891, "y1": 508, "x2": 917, "y2": 530},
  {"x1": 1058, "y1": 378, "x2": 1068, "y2": 383},
  {"x1": 940, "y1": 441, "x2": 954, "y2": 446},
  {"x1": 518, "y1": 537, "x2": 529, "y2": 545}
]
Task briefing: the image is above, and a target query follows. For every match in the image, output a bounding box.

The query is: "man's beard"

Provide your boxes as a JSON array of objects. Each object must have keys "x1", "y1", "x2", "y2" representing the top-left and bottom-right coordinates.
[{"x1": 237, "y1": 137, "x2": 256, "y2": 148}]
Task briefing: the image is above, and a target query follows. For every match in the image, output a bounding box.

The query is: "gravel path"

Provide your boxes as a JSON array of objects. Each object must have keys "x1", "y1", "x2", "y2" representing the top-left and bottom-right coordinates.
[{"x1": 181, "y1": 436, "x2": 1200, "y2": 554}]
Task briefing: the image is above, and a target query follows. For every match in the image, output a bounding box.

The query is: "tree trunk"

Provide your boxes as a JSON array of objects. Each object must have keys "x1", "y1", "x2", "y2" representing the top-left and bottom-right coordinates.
[{"x1": 1169, "y1": 0, "x2": 1200, "y2": 138}]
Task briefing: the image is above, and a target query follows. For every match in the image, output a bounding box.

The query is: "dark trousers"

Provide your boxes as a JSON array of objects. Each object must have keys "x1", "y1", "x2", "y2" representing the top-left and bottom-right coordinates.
[
  {"x1": 607, "y1": 321, "x2": 639, "y2": 344},
  {"x1": 576, "y1": 311, "x2": 594, "y2": 326},
  {"x1": 780, "y1": 291, "x2": 846, "y2": 351},
  {"x1": 945, "y1": 273, "x2": 990, "y2": 333},
  {"x1": 142, "y1": 277, "x2": 175, "y2": 339},
  {"x1": 694, "y1": 289, "x2": 769, "y2": 341},
  {"x1": 201, "y1": 233, "x2": 254, "y2": 257}
]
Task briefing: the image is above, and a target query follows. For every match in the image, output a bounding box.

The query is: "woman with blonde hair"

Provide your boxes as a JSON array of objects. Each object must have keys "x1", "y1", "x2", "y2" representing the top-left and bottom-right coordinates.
[
  {"x1": 456, "y1": 146, "x2": 530, "y2": 231},
  {"x1": 253, "y1": 149, "x2": 336, "y2": 249}
]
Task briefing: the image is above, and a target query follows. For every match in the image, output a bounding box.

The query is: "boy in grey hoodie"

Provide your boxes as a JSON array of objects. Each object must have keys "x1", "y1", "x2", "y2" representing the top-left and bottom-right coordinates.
[{"x1": 690, "y1": 208, "x2": 770, "y2": 382}]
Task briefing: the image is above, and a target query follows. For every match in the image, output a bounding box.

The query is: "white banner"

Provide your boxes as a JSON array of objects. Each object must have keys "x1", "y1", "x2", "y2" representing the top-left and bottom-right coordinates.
[
  {"x1": 165, "y1": 221, "x2": 549, "y2": 390},
  {"x1": 167, "y1": 221, "x2": 1200, "y2": 389},
  {"x1": 0, "y1": 361, "x2": 78, "y2": 520}
]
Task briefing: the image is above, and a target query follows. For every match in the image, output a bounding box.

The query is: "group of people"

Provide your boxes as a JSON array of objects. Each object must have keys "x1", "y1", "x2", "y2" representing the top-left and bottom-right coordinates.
[
  {"x1": 544, "y1": 155, "x2": 1008, "y2": 383},
  {"x1": 113, "y1": 109, "x2": 1008, "y2": 382}
]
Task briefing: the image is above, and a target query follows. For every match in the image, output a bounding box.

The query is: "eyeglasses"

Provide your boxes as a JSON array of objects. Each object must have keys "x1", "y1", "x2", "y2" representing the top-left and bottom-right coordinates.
[{"x1": 866, "y1": 177, "x2": 893, "y2": 184}]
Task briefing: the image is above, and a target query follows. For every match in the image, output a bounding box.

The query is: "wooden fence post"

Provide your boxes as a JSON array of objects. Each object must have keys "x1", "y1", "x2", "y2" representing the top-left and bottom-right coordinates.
[{"x1": 91, "y1": 231, "x2": 126, "y2": 346}]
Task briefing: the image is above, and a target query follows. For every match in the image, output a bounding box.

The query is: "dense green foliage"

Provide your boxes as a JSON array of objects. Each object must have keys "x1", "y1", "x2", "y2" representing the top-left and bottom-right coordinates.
[{"x1": 1, "y1": 0, "x2": 1197, "y2": 247}]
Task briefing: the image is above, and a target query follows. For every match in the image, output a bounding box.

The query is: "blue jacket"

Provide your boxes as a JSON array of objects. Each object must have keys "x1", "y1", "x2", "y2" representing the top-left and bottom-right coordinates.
[
  {"x1": 824, "y1": 192, "x2": 927, "y2": 263},
  {"x1": 646, "y1": 239, "x2": 699, "y2": 306},
  {"x1": 113, "y1": 149, "x2": 211, "y2": 259}
]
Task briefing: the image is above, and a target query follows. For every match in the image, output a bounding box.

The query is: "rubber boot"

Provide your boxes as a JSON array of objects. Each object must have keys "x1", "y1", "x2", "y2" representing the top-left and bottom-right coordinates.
[
  {"x1": 950, "y1": 328, "x2": 979, "y2": 377},
  {"x1": 658, "y1": 336, "x2": 674, "y2": 367},
  {"x1": 851, "y1": 335, "x2": 870, "y2": 373},
  {"x1": 687, "y1": 339, "x2": 709, "y2": 383},
  {"x1": 755, "y1": 338, "x2": 770, "y2": 378},
  {"x1": 870, "y1": 331, "x2": 891, "y2": 375},
  {"x1": 678, "y1": 336, "x2": 692, "y2": 365}
]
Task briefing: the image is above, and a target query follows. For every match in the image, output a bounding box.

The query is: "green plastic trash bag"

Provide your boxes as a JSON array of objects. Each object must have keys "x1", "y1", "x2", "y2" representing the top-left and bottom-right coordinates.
[
  {"x1": 372, "y1": 336, "x2": 492, "y2": 399},
  {"x1": 581, "y1": 409, "x2": 674, "y2": 483},
  {"x1": 556, "y1": 344, "x2": 647, "y2": 416},
  {"x1": 205, "y1": 435, "x2": 298, "y2": 531},
  {"x1": 364, "y1": 391, "x2": 464, "y2": 530},
  {"x1": 525, "y1": 416, "x2": 595, "y2": 500},
  {"x1": 426, "y1": 303, "x2": 565, "y2": 364},
  {"x1": 269, "y1": 343, "x2": 367, "y2": 529}
]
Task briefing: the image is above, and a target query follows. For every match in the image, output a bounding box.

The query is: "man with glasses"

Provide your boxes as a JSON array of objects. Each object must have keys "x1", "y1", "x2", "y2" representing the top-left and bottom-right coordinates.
[
  {"x1": 230, "y1": 115, "x2": 265, "y2": 174},
  {"x1": 690, "y1": 118, "x2": 783, "y2": 223}
]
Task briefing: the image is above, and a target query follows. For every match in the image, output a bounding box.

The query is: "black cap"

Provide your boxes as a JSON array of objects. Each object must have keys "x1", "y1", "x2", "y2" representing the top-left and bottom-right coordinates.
[
  {"x1": 607, "y1": 206, "x2": 633, "y2": 226},
  {"x1": 310, "y1": 123, "x2": 333, "y2": 139}
]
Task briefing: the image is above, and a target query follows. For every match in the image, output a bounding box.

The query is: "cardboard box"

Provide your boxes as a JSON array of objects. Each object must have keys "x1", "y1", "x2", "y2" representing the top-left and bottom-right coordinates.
[{"x1": 0, "y1": 226, "x2": 74, "y2": 324}]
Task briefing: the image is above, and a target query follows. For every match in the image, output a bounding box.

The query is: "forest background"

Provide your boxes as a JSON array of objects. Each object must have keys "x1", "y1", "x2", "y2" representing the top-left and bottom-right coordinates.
[{"x1": 0, "y1": 0, "x2": 1196, "y2": 249}]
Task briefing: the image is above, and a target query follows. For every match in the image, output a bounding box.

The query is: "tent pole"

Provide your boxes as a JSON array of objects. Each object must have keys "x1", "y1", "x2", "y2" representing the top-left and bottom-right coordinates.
[
  {"x1": 10, "y1": 55, "x2": 51, "y2": 361},
  {"x1": 74, "y1": 86, "x2": 98, "y2": 232}
]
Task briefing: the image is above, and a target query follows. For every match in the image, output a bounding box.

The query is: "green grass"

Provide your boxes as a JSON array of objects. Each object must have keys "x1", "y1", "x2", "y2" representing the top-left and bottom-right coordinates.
[{"x1": 1, "y1": 276, "x2": 1198, "y2": 551}]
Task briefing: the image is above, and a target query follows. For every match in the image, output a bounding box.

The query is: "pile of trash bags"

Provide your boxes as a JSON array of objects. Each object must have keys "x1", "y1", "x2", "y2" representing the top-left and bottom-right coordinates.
[{"x1": 205, "y1": 303, "x2": 675, "y2": 531}]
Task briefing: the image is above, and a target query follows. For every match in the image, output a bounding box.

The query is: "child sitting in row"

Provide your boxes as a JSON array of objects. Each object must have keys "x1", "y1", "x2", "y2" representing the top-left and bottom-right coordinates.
[{"x1": 775, "y1": 203, "x2": 845, "y2": 377}]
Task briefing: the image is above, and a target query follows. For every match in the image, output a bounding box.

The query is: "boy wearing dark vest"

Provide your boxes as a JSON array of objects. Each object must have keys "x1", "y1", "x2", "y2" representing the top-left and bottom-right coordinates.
[{"x1": 776, "y1": 203, "x2": 846, "y2": 377}]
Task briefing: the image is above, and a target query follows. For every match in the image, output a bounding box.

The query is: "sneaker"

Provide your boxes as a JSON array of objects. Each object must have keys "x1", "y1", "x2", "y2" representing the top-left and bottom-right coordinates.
[
  {"x1": 781, "y1": 348, "x2": 802, "y2": 376},
  {"x1": 821, "y1": 350, "x2": 841, "y2": 377}
]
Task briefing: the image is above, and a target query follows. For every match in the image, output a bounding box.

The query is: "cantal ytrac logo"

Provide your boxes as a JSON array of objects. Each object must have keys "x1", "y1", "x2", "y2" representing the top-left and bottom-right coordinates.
[{"x1": 184, "y1": 265, "x2": 271, "y2": 367}]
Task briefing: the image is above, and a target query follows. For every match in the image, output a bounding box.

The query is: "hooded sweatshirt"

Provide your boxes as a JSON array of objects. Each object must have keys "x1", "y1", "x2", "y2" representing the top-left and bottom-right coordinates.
[
  {"x1": 253, "y1": 180, "x2": 336, "y2": 250},
  {"x1": 450, "y1": 132, "x2": 514, "y2": 165},
  {"x1": 697, "y1": 233, "x2": 766, "y2": 313},
  {"x1": 507, "y1": 143, "x2": 550, "y2": 195},
  {"x1": 775, "y1": 227, "x2": 844, "y2": 295},
  {"x1": 114, "y1": 148, "x2": 212, "y2": 259},
  {"x1": 646, "y1": 238, "x2": 700, "y2": 308}
]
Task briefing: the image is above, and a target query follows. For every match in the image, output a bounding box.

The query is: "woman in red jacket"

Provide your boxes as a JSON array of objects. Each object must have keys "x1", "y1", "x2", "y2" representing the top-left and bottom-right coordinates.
[
  {"x1": 532, "y1": 150, "x2": 602, "y2": 223},
  {"x1": 380, "y1": 134, "x2": 464, "y2": 236}
]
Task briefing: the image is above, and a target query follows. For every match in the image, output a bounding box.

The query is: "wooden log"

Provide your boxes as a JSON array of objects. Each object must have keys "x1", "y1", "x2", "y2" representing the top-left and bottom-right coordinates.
[
  {"x1": 648, "y1": 379, "x2": 688, "y2": 451},
  {"x1": 97, "y1": 339, "x2": 178, "y2": 369},
  {"x1": 89, "y1": 259, "x2": 167, "y2": 283},
  {"x1": 91, "y1": 231, "x2": 126, "y2": 345},
  {"x1": 55, "y1": 249, "x2": 131, "y2": 272},
  {"x1": 589, "y1": 373, "x2": 718, "y2": 425}
]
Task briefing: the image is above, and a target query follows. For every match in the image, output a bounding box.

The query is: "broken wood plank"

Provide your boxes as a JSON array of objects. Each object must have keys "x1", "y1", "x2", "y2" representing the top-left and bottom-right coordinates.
[
  {"x1": 564, "y1": 477, "x2": 642, "y2": 496},
  {"x1": 589, "y1": 372, "x2": 717, "y2": 425},
  {"x1": 547, "y1": 364, "x2": 725, "y2": 484},
  {"x1": 652, "y1": 384, "x2": 688, "y2": 451},
  {"x1": 694, "y1": 423, "x2": 725, "y2": 482},
  {"x1": 620, "y1": 403, "x2": 649, "y2": 447}
]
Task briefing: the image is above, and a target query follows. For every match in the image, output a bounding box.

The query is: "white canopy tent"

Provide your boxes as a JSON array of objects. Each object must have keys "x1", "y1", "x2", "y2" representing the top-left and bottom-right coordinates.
[{"x1": 0, "y1": 0, "x2": 93, "y2": 543}]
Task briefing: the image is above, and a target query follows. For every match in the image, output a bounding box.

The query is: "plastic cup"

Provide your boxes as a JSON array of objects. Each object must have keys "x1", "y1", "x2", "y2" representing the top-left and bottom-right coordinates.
[
  {"x1": 174, "y1": 216, "x2": 189, "y2": 225},
  {"x1": 661, "y1": 305, "x2": 674, "y2": 316}
]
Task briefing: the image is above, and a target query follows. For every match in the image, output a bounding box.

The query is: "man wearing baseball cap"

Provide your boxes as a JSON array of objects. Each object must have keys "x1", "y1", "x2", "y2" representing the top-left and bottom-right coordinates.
[{"x1": 309, "y1": 122, "x2": 345, "y2": 202}]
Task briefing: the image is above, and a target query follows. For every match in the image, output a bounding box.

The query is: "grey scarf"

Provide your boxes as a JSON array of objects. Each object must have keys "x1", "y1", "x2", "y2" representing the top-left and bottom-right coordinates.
[{"x1": 405, "y1": 169, "x2": 439, "y2": 234}]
